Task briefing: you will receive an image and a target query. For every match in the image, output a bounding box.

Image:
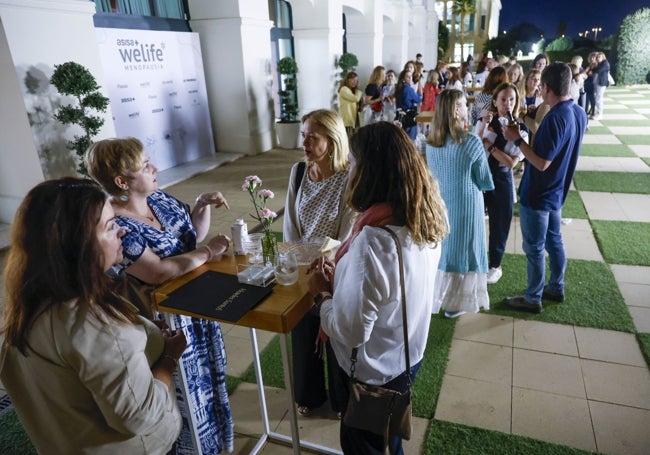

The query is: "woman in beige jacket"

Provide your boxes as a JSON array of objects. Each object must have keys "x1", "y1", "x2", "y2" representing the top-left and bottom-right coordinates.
[{"x1": 0, "y1": 178, "x2": 185, "y2": 454}]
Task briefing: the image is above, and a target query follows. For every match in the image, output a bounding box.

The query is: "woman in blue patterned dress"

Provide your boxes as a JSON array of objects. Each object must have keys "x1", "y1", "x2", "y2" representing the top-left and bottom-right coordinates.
[
  {"x1": 426, "y1": 90, "x2": 494, "y2": 318},
  {"x1": 86, "y1": 137, "x2": 234, "y2": 454}
]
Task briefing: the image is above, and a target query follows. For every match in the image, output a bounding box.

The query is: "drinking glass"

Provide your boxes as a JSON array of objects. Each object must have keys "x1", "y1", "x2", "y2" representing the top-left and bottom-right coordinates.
[
  {"x1": 274, "y1": 251, "x2": 299, "y2": 285},
  {"x1": 242, "y1": 233, "x2": 263, "y2": 264}
]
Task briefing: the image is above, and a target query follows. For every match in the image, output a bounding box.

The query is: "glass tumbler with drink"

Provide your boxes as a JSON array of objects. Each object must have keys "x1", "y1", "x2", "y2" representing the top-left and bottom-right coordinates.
[{"x1": 274, "y1": 251, "x2": 299, "y2": 285}]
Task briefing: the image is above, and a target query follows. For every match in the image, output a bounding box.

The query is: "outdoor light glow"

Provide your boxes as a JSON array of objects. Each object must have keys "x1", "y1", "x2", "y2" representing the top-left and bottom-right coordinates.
[{"x1": 592, "y1": 27, "x2": 602, "y2": 40}]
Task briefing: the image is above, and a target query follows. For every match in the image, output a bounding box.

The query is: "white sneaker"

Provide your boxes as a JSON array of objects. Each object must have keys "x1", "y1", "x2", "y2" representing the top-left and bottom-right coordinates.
[{"x1": 487, "y1": 267, "x2": 502, "y2": 284}]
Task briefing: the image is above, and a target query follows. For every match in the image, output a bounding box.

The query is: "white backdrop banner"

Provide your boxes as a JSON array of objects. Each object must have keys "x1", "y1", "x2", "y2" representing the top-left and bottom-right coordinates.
[{"x1": 95, "y1": 27, "x2": 215, "y2": 171}]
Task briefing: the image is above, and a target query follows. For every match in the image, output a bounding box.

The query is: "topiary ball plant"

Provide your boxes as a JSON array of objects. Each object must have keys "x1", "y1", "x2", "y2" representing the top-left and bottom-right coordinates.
[
  {"x1": 50, "y1": 61, "x2": 109, "y2": 176},
  {"x1": 277, "y1": 57, "x2": 299, "y2": 123}
]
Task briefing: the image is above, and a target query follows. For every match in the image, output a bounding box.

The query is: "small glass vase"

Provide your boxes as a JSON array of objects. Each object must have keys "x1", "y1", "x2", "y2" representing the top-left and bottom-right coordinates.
[{"x1": 261, "y1": 230, "x2": 278, "y2": 266}]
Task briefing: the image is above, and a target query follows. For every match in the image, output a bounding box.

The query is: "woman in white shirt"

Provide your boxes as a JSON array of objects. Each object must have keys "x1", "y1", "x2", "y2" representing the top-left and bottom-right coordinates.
[{"x1": 307, "y1": 122, "x2": 448, "y2": 453}]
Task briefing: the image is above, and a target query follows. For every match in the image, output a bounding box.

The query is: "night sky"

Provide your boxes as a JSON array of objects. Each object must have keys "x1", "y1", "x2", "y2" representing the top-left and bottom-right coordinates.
[{"x1": 498, "y1": 0, "x2": 650, "y2": 40}]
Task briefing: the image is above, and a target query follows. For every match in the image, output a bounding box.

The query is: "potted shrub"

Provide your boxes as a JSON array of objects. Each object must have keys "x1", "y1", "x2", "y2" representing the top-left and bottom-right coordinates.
[
  {"x1": 276, "y1": 56, "x2": 300, "y2": 148},
  {"x1": 50, "y1": 61, "x2": 109, "y2": 176},
  {"x1": 332, "y1": 52, "x2": 359, "y2": 110}
]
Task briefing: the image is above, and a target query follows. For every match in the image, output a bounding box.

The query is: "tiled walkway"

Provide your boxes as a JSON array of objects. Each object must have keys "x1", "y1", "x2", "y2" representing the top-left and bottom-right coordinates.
[{"x1": 1, "y1": 86, "x2": 649, "y2": 454}]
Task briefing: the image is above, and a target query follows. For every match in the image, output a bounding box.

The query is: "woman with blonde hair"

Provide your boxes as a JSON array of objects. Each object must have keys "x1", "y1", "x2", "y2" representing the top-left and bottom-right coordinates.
[
  {"x1": 308, "y1": 121, "x2": 447, "y2": 453},
  {"x1": 284, "y1": 109, "x2": 356, "y2": 418},
  {"x1": 85, "y1": 138, "x2": 234, "y2": 454},
  {"x1": 363, "y1": 65, "x2": 386, "y2": 124},
  {"x1": 427, "y1": 89, "x2": 494, "y2": 317},
  {"x1": 591, "y1": 52, "x2": 611, "y2": 120},
  {"x1": 507, "y1": 63, "x2": 524, "y2": 87}
]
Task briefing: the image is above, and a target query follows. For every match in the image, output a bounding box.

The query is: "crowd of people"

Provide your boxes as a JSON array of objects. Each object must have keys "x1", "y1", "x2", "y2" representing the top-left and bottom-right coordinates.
[{"x1": 1, "y1": 49, "x2": 596, "y2": 454}]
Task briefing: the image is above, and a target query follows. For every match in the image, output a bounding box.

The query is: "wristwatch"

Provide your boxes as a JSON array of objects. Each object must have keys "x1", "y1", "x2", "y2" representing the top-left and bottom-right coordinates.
[
  {"x1": 514, "y1": 138, "x2": 524, "y2": 147},
  {"x1": 313, "y1": 291, "x2": 332, "y2": 309},
  {"x1": 487, "y1": 144, "x2": 495, "y2": 153}
]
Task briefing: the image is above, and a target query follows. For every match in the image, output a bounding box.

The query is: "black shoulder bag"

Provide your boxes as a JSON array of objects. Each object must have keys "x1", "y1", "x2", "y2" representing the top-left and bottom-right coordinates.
[{"x1": 343, "y1": 226, "x2": 412, "y2": 448}]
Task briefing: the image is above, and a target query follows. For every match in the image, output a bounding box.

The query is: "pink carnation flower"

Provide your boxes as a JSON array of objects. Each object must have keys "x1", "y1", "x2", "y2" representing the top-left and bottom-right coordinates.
[
  {"x1": 259, "y1": 189, "x2": 275, "y2": 199},
  {"x1": 260, "y1": 208, "x2": 277, "y2": 220}
]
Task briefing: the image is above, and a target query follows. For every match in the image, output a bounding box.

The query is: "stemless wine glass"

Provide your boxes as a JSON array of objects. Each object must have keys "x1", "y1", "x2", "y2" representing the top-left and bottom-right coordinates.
[
  {"x1": 274, "y1": 251, "x2": 299, "y2": 286},
  {"x1": 242, "y1": 233, "x2": 263, "y2": 264}
]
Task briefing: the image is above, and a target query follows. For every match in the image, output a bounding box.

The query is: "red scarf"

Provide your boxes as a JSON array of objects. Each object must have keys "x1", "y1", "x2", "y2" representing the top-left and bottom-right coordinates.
[
  {"x1": 334, "y1": 203, "x2": 397, "y2": 264},
  {"x1": 316, "y1": 203, "x2": 397, "y2": 353}
]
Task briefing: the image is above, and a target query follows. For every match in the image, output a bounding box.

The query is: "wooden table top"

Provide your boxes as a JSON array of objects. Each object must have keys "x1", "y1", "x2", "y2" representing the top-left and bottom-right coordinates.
[{"x1": 153, "y1": 254, "x2": 313, "y2": 334}]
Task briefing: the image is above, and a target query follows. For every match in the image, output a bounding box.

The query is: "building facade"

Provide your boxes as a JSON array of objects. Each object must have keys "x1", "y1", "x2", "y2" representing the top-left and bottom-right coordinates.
[
  {"x1": 437, "y1": 0, "x2": 501, "y2": 63},
  {"x1": 0, "y1": 0, "x2": 486, "y2": 225}
]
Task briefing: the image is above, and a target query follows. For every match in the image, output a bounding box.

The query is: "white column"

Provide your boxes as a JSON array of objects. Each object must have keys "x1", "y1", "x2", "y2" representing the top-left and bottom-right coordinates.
[
  {"x1": 0, "y1": 17, "x2": 44, "y2": 223},
  {"x1": 408, "y1": 1, "x2": 426, "y2": 66},
  {"x1": 189, "y1": 0, "x2": 275, "y2": 154},
  {"x1": 290, "y1": 0, "x2": 344, "y2": 115},
  {"x1": 340, "y1": 0, "x2": 382, "y2": 84},
  {"x1": 424, "y1": 4, "x2": 440, "y2": 66},
  {"x1": 382, "y1": 0, "x2": 409, "y2": 73}
]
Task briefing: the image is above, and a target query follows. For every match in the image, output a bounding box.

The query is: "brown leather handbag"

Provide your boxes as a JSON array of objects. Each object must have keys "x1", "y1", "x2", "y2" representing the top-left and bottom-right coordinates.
[{"x1": 343, "y1": 226, "x2": 412, "y2": 448}]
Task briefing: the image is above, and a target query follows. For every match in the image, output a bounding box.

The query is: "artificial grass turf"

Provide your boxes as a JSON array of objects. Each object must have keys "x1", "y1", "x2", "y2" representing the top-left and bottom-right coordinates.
[
  {"x1": 578, "y1": 143, "x2": 635, "y2": 157},
  {"x1": 573, "y1": 171, "x2": 650, "y2": 194},
  {"x1": 238, "y1": 316, "x2": 457, "y2": 419},
  {"x1": 617, "y1": 135, "x2": 650, "y2": 145},
  {"x1": 637, "y1": 333, "x2": 650, "y2": 369},
  {"x1": 514, "y1": 190, "x2": 588, "y2": 220},
  {"x1": 423, "y1": 420, "x2": 594, "y2": 455},
  {"x1": 591, "y1": 220, "x2": 650, "y2": 266},
  {"x1": 583, "y1": 126, "x2": 610, "y2": 135},
  {"x1": 560, "y1": 190, "x2": 588, "y2": 219},
  {"x1": 0, "y1": 410, "x2": 36, "y2": 454},
  {"x1": 488, "y1": 254, "x2": 635, "y2": 332}
]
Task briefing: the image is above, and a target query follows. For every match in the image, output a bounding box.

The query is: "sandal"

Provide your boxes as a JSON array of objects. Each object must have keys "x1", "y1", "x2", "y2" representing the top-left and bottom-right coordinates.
[{"x1": 297, "y1": 405, "x2": 311, "y2": 417}]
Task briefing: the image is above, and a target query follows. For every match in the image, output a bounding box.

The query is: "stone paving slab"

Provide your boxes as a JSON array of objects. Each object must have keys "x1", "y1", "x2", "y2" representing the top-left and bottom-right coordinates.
[
  {"x1": 503, "y1": 218, "x2": 603, "y2": 262},
  {"x1": 629, "y1": 144, "x2": 650, "y2": 156},
  {"x1": 599, "y1": 113, "x2": 648, "y2": 120},
  {"x1": 580, "y1": 191, "x2": 650, "y2": 222},
  {"x1": 609, "y1": 126, "x2": 650, "y2": 135},
  {"x1": 576, "y1": 156, "x2": 650, "y2": 172},
  {"x1": 582, "y1": 134, "x2": 621, "y2": 144},
  {"x1": 589, "y1": 400, "x2": 650, "y2": 455}
]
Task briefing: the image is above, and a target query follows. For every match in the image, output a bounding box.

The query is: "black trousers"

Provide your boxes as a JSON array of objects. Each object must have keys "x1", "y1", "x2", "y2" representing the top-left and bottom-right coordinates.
[
  {"x1": 338, "y1": 361, "x2": 422, "y2": 455},
  {"x1": 484, "y1": 163, "x2": 514, "y2": 269},
  {"x1": 291, "y1": 311, "x2": 346, "y2": 412}
]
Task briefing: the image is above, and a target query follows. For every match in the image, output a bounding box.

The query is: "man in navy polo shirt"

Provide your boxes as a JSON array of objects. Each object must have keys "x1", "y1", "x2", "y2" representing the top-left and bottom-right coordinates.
[{"x1": 502, "y1": 62, "x2": 588, "y2": 313}]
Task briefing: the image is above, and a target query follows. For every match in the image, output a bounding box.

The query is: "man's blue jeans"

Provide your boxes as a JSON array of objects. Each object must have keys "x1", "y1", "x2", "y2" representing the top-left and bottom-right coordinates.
[{"x1": 519, "y1": 204, "x2": 566, "y2": 304}]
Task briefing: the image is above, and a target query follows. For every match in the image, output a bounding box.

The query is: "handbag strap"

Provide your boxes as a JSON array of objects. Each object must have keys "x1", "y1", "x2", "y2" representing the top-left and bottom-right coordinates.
[{"x1": 349, "y1": 226, "x2": 411, "y2": 385}]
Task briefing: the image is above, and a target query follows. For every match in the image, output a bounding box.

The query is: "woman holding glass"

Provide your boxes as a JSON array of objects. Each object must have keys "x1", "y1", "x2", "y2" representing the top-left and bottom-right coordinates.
[
  {"x1": 1, "y1": 178, "x2": 185, "y2": 454},
  {"x1": 85, "y1": 138, "x2": 234, "y2": 454},
  {"x1": 283, "y1": 109, "x2": 356, "y2": 418},
  {"x1": 307, "y1": 122, "x2": 447, "y2": 453}
]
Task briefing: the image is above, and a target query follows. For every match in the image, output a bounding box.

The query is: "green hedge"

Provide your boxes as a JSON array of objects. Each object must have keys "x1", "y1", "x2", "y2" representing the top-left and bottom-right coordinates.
[{"x1": 616, "y1": 7, "x2": 650, "y2": 85}]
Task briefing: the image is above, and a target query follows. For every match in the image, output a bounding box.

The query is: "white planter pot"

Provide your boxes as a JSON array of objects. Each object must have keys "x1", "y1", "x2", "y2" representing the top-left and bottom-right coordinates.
[{"x1": 276, "y1": 121, "x2": 301, "y2": 149}]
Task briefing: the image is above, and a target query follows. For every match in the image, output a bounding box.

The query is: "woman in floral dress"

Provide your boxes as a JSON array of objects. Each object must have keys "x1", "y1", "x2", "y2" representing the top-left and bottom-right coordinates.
[{"x1": 86, "y1": 137, "x2": 234, "y2": 454}]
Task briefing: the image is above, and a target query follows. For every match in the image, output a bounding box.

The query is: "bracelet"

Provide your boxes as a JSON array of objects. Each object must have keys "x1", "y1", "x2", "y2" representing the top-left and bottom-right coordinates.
[
  {"x1": 162, "y1": 354, "x2": 178, "y2": 368},
  {"x1": 195, "y1": 195, "x2": 207, "y2": 207},
  {"x1": 514, "y1": 138, "x2": 524, "y2": 147},
  {"x1": 203, "y1": 245, "x2": 213, "y2": 262},
  {"x1": 313, "y1": 291, "x2": 332, "y2": 309}
]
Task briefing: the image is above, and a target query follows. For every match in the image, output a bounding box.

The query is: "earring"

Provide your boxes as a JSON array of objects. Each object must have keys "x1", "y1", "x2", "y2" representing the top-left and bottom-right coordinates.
[{"x1": 119, "y1": 189, "x2": 129, "y2": 202}]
